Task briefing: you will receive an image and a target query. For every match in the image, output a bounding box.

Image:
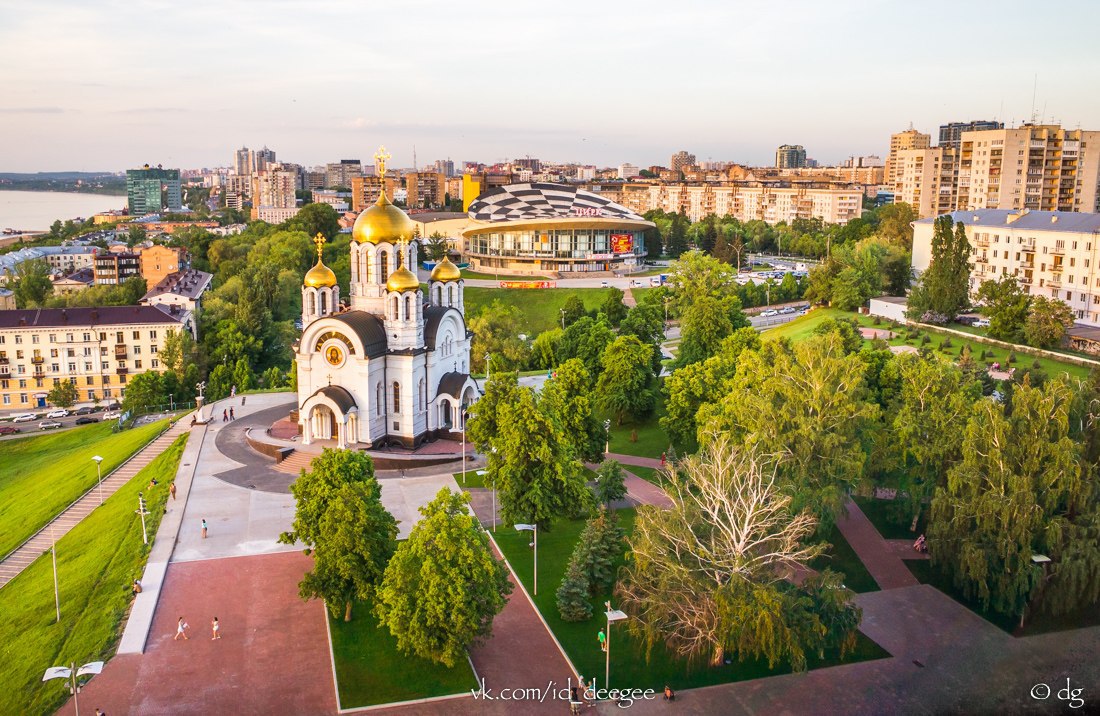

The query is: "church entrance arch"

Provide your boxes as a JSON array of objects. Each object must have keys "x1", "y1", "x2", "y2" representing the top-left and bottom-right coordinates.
[{"x1": 440, "y1": 398, "x2": 453, "y2": 429}]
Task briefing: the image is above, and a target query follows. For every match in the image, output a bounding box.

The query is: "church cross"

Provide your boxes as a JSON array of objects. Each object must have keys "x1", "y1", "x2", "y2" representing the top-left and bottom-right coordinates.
[
  {"x1": 374, "y1": 146, "x2": 391, "y2": 176},
  {"x1": 313, "y1": 233, "x2": 326, "y2": 260}
]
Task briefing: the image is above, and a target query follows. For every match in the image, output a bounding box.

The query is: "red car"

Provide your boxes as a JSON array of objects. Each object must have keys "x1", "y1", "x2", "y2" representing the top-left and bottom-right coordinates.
[{"x1": 0, "y1": 425, "x2": 20, "y2": 435}]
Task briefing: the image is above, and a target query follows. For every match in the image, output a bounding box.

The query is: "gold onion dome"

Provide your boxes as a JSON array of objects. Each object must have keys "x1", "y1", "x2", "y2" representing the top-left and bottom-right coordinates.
[
  {"x1": 352, "y1": 192, "x2": 416, "y2": 244},
  {"x1": 386, "y1": 263, "x2": 420, "y2": 292},
  {"x1": 304, "y1": 233, "x2": 337, "y2": 287},
  {"x1": 430, "y1": 256, "x2": 462, "y2": 282}
]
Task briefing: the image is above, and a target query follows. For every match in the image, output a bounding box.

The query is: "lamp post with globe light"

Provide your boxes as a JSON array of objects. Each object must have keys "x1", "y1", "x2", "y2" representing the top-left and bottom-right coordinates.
[{"x1": 91, "y1": 455, "x2": 104, "y2": 505}]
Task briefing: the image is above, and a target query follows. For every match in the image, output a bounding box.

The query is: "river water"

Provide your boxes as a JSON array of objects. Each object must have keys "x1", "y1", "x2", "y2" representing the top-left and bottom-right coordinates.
[{"x1": 0, "y1": 190, "x2": 125, "y2": 234}]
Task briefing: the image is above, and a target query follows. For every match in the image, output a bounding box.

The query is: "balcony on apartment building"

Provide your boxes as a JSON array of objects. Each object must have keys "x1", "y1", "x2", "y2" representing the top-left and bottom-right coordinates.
[
  {"x1": 114, "y1": 345, "x2": 127, "y2": 359},
  {"x1": 31, "y1": 356, "x2": 44, "y2": 365},
  {"x1": 116, "y1": 367, "x2": 128, "y2": 375}
]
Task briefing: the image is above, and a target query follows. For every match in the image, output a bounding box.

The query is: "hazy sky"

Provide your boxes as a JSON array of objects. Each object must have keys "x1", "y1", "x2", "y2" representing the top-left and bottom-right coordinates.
[{"x1": 2, "y1": 0, "x2": 1098, "y2": 172}]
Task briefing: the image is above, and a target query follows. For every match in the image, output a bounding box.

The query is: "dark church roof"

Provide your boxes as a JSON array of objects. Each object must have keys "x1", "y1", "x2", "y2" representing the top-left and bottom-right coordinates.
[
  {"x1": 423, "y1": 305, "x2": 466, "y2": 350},
  {"x1": 436, "y1": 371, "x2": 471, "y2": 399},
  {"x1": 329, "y1": 311, "x2": 388, "y2": 357},
  {"x1": 302, "y1": 385, "x2": 357, "y2": 414}
]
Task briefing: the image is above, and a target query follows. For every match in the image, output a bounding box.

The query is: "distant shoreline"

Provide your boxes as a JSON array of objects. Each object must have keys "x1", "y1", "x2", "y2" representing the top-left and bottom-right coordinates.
[{"x1": 0, "y1": 187, "x2": 126, "y2": 197}]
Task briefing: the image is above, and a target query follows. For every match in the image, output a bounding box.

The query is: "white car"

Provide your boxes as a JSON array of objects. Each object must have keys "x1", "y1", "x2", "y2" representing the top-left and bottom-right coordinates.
[
  {"x1": 600, "y1": 280, "x2": 609, "y2": 288},
  {"x1": 46, "y1": 409, "x2": 69, "y2": 419},
  {"x1": 11, "y1": 413, "x2": 37, "y2": 423},
  {"x1": 102, "y1": 410, "x2": 122, "y2": 421},
  {"x1": 973, "y1": 319, "x2": 991, "y2": 328},
  {"x1": 39, "y1": 421, "x2": 63, "y2": 430},
  {"x1": 760, "y1": 310, "x2": 779, "y2": 318}
]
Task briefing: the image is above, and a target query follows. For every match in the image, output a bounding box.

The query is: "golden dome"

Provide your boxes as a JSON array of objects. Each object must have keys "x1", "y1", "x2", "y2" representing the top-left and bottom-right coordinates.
[
  {"x1": 303, "y1": 259, "x2": 337, "y2": 288},
  {"x1": 386, "y1": 264, "x2": 420, "y2": 292},
  {"x1": 430, "y1": 256, "x2": 462, "y2": 282},
  {"x1": 352, "y1": 192, "x2": 416, "y2": 244}
]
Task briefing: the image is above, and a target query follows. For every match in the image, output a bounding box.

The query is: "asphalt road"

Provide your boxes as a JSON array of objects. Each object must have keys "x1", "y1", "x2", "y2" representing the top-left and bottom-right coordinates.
[{"x1": 0, "y1": 407, "x2": 126, "y2": 439}]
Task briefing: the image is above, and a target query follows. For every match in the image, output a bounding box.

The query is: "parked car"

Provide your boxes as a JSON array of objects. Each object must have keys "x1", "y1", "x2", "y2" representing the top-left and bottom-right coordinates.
[
  {"x1": 74, "y1": 406, "x2": 95, "y2": 415},
  {"x1": 46, "y1": 409, "x2": 69, "y2": 419},
  {"x1": 0, "y1": 426, "x2": 20, "y2": 435},
  {"x1": 39, "y1": 421, "x2": 63, "y2": 430},
  {"x1": 973, "y1": 319, "x2": 991, "y2": 328},
  {"x1": 760, "y1": 310, "x2": 779, "y2": 318},
  {"x1": 780, "y1": 307, "x2": 797, "y2": 314},
  {"x1": 102, "y1": 411, "x2": 122, "y2": 421},
  {"x1": 956, "y1": 316, "x2": 978, "y2": 327},
  {"x1": 11, "y1": 413, "x2": 37, "y2": 423},
  {"x1": 600, "y1": 280, "x2": 609, "y2": 288},
  {"x1": 75, "y1": 417, "x2": 97, "y2": 425}
]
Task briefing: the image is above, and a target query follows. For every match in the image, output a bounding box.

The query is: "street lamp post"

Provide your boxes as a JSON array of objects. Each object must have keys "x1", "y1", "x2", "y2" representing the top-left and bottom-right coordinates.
[
  {"x1": 461, "y1": 408, "x2": 468, "y2": 485},
  {"x1": 484, "y1": 353, "x2": 490, "y2": 382},
  {"x1": 169, "y1": 393, "x2": 174, "y2": 412},
  {"x1": 91, "y1": 455, "x2": 104, "y2": 505},
  {"x1": 136, "y1": 492, "x2": 149, "y2": 545},
  {"x1": 604, "y1": 601, "x2": 628, "y2": 690},
  {"x1": 560, "y1": 308, "x2": 566, "y2": 330},
  {"x1": 516, "y1": 523, "x2": 538, "y2": 595},
  {"x1": 604, "y1": 419, "x2": 611, "y2": 456},
  {"x1": 43, "y1": 661, "x2": 104, "y2": 716}
]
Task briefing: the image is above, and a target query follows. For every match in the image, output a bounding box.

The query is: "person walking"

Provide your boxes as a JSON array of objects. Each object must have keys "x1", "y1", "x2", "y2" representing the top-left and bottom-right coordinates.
[
  {"x1": 201, "y1": 518, "x2": 208, "y2": 539},
  {"x1": 174, "y1": 617, "x2": 189, "y2": 640},
  {"x1": 170, "y1": 482, "x2": 177, "y2": 500},
  {"x1": 241, "y1": 395, "x2": 246, "y2": 406},
  {"x1": 229, "y1": 407, "x2": 235, "y2": 420},
  {"x1": 211, "y1": 616, "x2": 221, "y2": 640},
  {"x1": 597, "y1": 628, "x2": 606, "y2": 652},
  {"x1": 222, "y1": 409, "x2": 228, "y2": 422}
]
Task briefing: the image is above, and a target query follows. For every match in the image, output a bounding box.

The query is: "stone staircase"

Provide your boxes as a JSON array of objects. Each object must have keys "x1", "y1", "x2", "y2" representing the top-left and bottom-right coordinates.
[
  {"x1": 0, "y1": 421, "x2": 190, "y2": 588},
  {"x1": 274, "y1": 449, "x2": 315, "y2": 475}
]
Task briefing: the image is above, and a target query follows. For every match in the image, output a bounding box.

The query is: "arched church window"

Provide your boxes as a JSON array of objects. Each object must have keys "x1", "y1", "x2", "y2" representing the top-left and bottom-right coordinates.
[
  {"x1": 390, "y1": 296, "x2": 399, "y2": 321},
  {"x1": 393, "y1": 381, "x2": 401, "y2": 413},
  {"x1": 319, "y1": 291, "x2": 327, "y2": 314},
  {"x1": 405, "y1": 295, "x2": 412, "y2": 320},
  {"x1": 380, "y1": 251, "x2": 389, "y2": 281},
  {"x1": 308, "y1": 292, "x2": 316, "y2": 315},
  {"x1": 448, "y1": 284, "x2": 455, "y2": 305}
]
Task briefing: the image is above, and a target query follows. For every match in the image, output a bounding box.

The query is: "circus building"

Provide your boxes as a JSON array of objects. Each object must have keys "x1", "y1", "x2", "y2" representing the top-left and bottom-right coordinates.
[
  {"x1": 462, "y1": 183, "x2": 654, "y2": 275},
  {"x1": 295, "y1": 149, "x2": 478, "y2": 449}
]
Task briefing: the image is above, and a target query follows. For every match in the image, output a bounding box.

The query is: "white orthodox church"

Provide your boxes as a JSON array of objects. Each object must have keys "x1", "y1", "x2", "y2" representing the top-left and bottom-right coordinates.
[{"x1": 295, "y1": 152, "x2": 478, "y2": 449}]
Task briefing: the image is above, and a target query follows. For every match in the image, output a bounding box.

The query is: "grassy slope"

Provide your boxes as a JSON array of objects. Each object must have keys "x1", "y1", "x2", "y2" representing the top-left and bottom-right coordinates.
[
  {"x1": 765, "y1": 309, "x2": 1090, "y2": 380},
  {"x1": 0, "y1": 435, "x2": 186, "y2": 714},
  {"x1": 464, "y1": 287, "x2": 611, "y2": 336},
  {"x1": 495, "y1": 510, "x2": 887, "y2": 692},
  {"x1": 329, "y1": 608, "x2": 478, "y2": 708},
  {"x1": 0, "y1": 419, "x2": 170, "y2": 557}
]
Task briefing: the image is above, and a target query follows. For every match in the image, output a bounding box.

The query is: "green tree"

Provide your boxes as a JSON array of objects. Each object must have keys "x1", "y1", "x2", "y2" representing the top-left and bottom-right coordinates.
[
  {"x1": 126, "y1": 225, "x2": 147, "y2": 247},
  {"x1": 675, "y1": 295, "x2": 748, "y2": 367},
  {"x1": 595, "y1": 335, "x2": 656, "y2": 424},
  {"x1": 283, "y1": 202, "x2": 340, "y2": 239},
  {"x1": 976, "y1": 276, "x2": 1030, "y2": 342},
  {"x1": 702, "y1": 334, "x2": 879, "y2": 527},
  {"x1": 279, "y1": 449, "x2": 378, "y2": 547},
  {"x1": 12, "y1": 258, "x2": 52, "y2": 308},
  {"x1": 206, "y1": 363, "x2": 233, "y2": 401},
  {"x1": 232, "y1": 357, "x2": 255, "y2": 392},
  {"x1": 600, "y1": 287, "x2": 628, "y2": 326},
  {"x1": 1024, "y1": 296, "x2": 1075, "y2": 348},
  {"x1": 907, "y1": 216, "x2": 971, "y2": 322},
  {"x1": 556, "y1": 557, "x2": 593, "y2": 622},
  {"x1": 424, "y1": 232, "x2": 449, "y2": 261},
  {"x1": 594, "y1": 459, "x2": 627, "y2": 507},
  {"x1": 560, "y1": 294, "x2": 587, "y2": 327},
  {"x1": 875, "y1": 202, "x2": 917, "y2": 249},
  {"x1": 573, "y1": 509, "x2": 624, "y2": 595},
  {"x1": 469, "y1": 300, "x2": 529, "y2": 372},
  {"x1": 930, "y1": 378, "x2": 1100, "y2": 624},
  {"x1": 465, "y1": 372, "x2": 520, "y2": 454},
  {"x1": 121, "y1": 371, "x2": 165, "y2": 414},
  {"x1": 376, "y1": 488, "x2": 512, "y2": 667},
  {"x1": 299, "y1": 480, "x2": 398, "y2": 621},
  {"x1": 530, "y1": 328, "x2": 563, "y2": 370},
  {"x1": 47, "y1": 380, "x2": 78, "y2": 409},
  {"x1": 539, "y1": 359, "x2": 604, "y2": 462},
  {"x1": 557, "y1": 316, "x2": 614, "y2": 377},
  {"x1": 617, "y1": 436, "x2": 859, "y2": 668}
]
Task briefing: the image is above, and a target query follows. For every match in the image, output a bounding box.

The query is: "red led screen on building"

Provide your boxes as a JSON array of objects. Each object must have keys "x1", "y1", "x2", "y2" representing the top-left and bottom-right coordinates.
[{"x1": 610, "y1": 233, "x2": 633, "y2": 253}]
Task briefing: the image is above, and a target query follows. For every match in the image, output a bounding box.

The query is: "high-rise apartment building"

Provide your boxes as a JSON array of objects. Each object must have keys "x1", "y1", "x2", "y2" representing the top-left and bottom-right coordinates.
[
  {"x1": 252, "y1": 164, "x2": 298, "y2": 210},
  {"x1": 350, "y1": 176, "x2": 396, "y2": 212},
  {"x1": 886, "y1": 128, "x2": 931, "y2": 188},
  {"x1": 326, "y1": 160, "x2": 363, "y2": 189},
  {"x1": 618, "y1": 164, "x2": 639, "y2": 180},
  {"x1": 234, "y1": 147, "x2": 252, "y2": 176},
  {"x1": 432, "y1": 159, "x2": 455, "y2": 177},
  {"x1": 404, "y1": 171, "x2": 446, "y2": 209},
  {"x1": 939, "y1": 120, "x2": 1003, "y2": 150},
  {"x1": 94, "y1": 252, "x2": 142, "y2": 285},
  {"x1": 893, "y1": 147, "x2": 958, "y2": 219},
  {"x1": 669, "y1": 151, "x2": 696, "y2": 172},
  {"x1": 126, "y1": 166, "x2": 182, "y2": 215},
  {"x1": 253, "y1": 146, "x2": 276, "y2": 173},
  {"x1": 775, "y1": 145, "x2": 807, "y2": 169}
]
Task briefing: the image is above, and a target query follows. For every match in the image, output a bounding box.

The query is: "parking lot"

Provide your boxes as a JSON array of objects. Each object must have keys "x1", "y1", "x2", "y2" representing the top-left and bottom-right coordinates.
[{"x1": 0, "y1": 405, "x2": 125, "y2": 438}]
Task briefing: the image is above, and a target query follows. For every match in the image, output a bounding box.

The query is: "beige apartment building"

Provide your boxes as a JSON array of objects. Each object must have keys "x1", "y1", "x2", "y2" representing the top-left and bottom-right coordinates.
[
  {"x1": 139, "y1": 245, "x2": 190, "y2": 287},
  {"x1": 894, "y1": 124, "x2": 1100, "y2": 218},
  {"x1": 0, "y1": 306, "x2": 188, "y2": 410},
  {"x1": 912, "y1": 209, "x2": 1100, "y2": 325},
  {"x1": 596, "y1": 183, "x2": 862, "y2": 225},
  {"x1": 405, "y1": 171, "x2": 446, "y2": 209},
  {"x1": 886, "y1": 127, "x2": 931, "y2": 188},
  {"x1": 350, "y1": 176, "x2": 396, "y2": 212}
]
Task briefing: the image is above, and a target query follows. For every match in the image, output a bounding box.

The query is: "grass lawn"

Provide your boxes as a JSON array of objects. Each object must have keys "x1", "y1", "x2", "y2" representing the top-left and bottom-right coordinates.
[
  {"x1": 464, "y1": 287, "x2": 612, "y2": 336},
  {"x1": 453, "y1": 470, "x2": 488, "y2": 489},
  {"x1": 765, "y1": 309, "x2": 1091, "y2": 380},
  {"x1": 625, "y1": 465, "x2": 663, "y2": 486},
  {"x1": 495, "y1": 509, "x2": 888, "y2": 693},
  {"x1": 0, "y1": 435, "x2": 186, "y2": 715},
  {"x1": 602, "y1": 389, "x2": 670, "y2": 461},
  {"x1": 810, "y1": 524, "x2": 879, "y2": 593},
  {"x1": 853, "y1": 496, "x2": 926, "y2": 541},
  {"x1": 904, "y1": 560, "x2": 1100, "y2": 637},
  {"x1": 459, "y1": 269, "x2": 548, "y2": 280},
  {"x1": 329, "y1": 607, "x2": 478, "y2": 708},
  {"x1": 0, "y1": 418, "x2": 171, "y2": 558}
]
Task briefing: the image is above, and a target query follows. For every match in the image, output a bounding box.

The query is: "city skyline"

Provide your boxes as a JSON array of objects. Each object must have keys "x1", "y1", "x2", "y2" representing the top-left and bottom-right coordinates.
[{"x1": 2, "y1": 0, "x2": 1099, "y2": 172}]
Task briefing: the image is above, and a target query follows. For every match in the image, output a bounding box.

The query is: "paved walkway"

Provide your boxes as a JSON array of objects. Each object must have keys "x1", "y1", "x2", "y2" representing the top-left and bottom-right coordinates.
[
  {"x1": 0, "y1": 419, "x2": 190, "y2": 588},
  {"x1": 835, "y1": 498, "x2": 918, "y2": 590}
]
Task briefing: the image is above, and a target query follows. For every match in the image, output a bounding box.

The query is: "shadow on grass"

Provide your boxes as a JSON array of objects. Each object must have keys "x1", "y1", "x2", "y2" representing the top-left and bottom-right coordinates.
[
  {"x1": 495, "y1": 509, "x2": 888, "y2": 693},
  {"x1": 810, "y1": 523, "x2": 880, "y2": 594},
  {"x1": 328, "y1": 607, "x2": 478, "y2": 709},
  {"x1": 853, "y1": 496, "x2": 927, "y2": 541}
]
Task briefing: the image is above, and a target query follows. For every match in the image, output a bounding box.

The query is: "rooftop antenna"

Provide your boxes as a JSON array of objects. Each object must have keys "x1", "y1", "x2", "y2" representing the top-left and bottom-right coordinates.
[
  {"x1": 1030, "y1": 74, "x2": 1038, "y2": 123},
  {"x1": 413, "y1": 145, "x2": 417, "y2": 171}
]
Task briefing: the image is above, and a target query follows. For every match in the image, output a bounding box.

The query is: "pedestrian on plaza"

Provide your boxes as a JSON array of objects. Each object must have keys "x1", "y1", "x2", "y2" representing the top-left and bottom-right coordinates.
[
  {"x1": 597, "y1": 628, "x2": 606, "y2": 652},
  {"x1": 222, "y1": 409, "x2": 228, "y2": 422},
  {"x1": 201, "y1": 518, "x2": 208, "y2": 539},
  {"x1": 660, "y1": 452, "x2": 666, "y2": 467},
  {"x1": 211, "y1": 616, "x2": 221, "y2": 640},
  {"x1": 175, "y1": 616, "x2": 189, "y2": 640},
  {"x1": 231, "y1": 385, "x2": 236, "y2": 397},
  {"x1": 95, "y1": 710, "x2": 106, "y2": 716},
  {"x1": 241, "y1": 395, "x2": 246, "y2": 406},
  {"x1": 170, "y1": 482, "x2": 177, "y2": 500},
  {"x1": 229, "y1": 407, "x2": 235, "y2": 420}
]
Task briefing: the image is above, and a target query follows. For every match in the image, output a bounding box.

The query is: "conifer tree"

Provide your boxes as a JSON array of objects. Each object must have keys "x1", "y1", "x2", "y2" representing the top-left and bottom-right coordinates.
[{"x1": 556, "y1": 558, "x2": 593, "y2": 622}]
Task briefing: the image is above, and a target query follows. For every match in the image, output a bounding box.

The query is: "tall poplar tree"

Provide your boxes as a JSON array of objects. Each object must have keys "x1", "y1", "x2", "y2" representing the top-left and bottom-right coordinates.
[{"x1": 907, "y1": 216, "x2": 971, "y2": 322}]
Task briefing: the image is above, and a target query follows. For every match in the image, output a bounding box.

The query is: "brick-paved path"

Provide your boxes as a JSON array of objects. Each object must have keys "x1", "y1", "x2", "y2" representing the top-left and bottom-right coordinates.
[
  {"x1": 59, "y1": 552, "x2": 335, "y2": 716},
  {"x1": 0, "y1": 420, "x2": 189, "y2": 587},
  {"x1": 835, "y1": 498, "x2": 918, "y2": 590}
]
